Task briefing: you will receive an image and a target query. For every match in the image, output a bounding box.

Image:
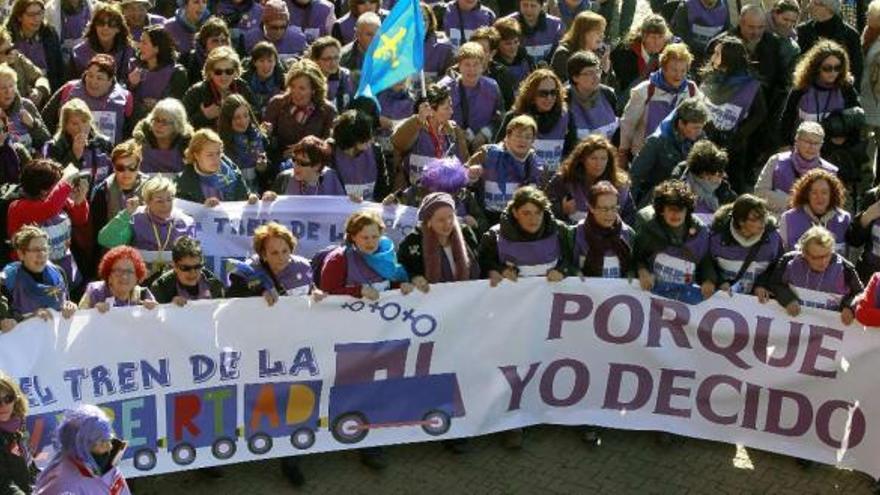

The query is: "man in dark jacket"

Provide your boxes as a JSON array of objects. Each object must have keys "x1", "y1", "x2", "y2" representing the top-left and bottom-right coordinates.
[
  {"x1": 796, "y1": 0, "x2": 863, "y2": 83},
  {"x1": 150, "y1": 236, "x2": 225, "y2": 305}
]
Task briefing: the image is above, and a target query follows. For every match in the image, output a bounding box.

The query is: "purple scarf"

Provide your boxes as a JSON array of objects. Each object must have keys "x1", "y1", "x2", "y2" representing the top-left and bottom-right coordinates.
[{"x1": 791, "y1": 149, "x2": 820, "y2": 176}]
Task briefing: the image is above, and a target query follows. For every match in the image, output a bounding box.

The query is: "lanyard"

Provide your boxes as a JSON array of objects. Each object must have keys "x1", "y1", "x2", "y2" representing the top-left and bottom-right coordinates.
[{"x1": 150, "y1": 217, "x2": 174, "y2": 263}]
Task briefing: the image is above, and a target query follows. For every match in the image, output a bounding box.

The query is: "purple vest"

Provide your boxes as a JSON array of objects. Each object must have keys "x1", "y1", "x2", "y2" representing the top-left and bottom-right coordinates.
[
  {"x1": 333, "y1": 146, "x2": 378, "y2": 199},
  {"x1": 510, "y1": 13, "x2": 562, "y2": 63},
  {"x1": 443, "y1": 2, "x2": 496, "y2": 48},
  {"x1": 709, "y1": 228, "x2": 782, "y2": 293},
  {"x1": 242, "y1": 26, "x2": 307, "y2": 64},
  {"x1": 704, "y1": 79, "x2": 759, "y2": 131},
  {"x1": 163, "y1": 17, "x2": 198, "y2": 54},
  {"x1": 447, "y1": 76, "x2": 501, "y2": 133},
  {"x1": 782, "y1": 254, "x2": 848, "y2": 310},
  {"x1": 423, "y1": 35, "x2": 455, "y2": 82},
  {"x1": 213, "y1": 0, "x2": 262, "y2": 39},
  {"x1": 283, "y1": 168, "x2": 346, "y2": 195},
  {"x1": 563, "y1": 181, "x2": 631, "y2": 223},
  {"x1": 404, "y1": 126, "x2": 460, "y2": 185},
  {"x1": 60, "y1": 3, "x2": 91, "y2": 49},
  {"x1": 327, "y1": 68, "x2": 355, "y2": 111},
  {"x1": 798, "y1": 85, "x2": 845, "y2": 123},
  {"x1": 14, "y1": 37, "x2": 48, "y2": 71},
  {"x1": 481, "y1": 143, "x2": 537, "y2": 212},
  {"x1": 84, "y1": 280, "x2": 152, "y2": 307},
  {"x1": 770, "y1": 151, "x2": 837, "y2": 196},
  {"x1": 533, "y1": 112, "x2": 569, "y2": 174},
  {"x1": 64, "y1": 82, "x2": 130, "y2": 144},
  {"x1": 33, "y1": 457, "x2": 130, "y2": 495},
  {"x1": 288, "y1": 0, "x2": 334, "y2": 42},
  {"x1": 343, "y1": 247, "x2": 388, "y2": 289},
  {"x1": 685, "y1": 0, "x2": 728, "y2": 49},
  {"x1": 247, "y1": 254, "x2": 313, "y2": 295},
  {"x1": 573, "y1": 220, "x2": 634, "y2": 278},
  {"x1": 130, "y1": 208, "x2": 196, "y2": 255},
  {"x1": 780, "y1": 207, "x2": 850, "y2": 253},
  {"x1": 569, "y1": 90, "x2": 619, "y2": 140},
  {"x1": 334, "y1": 13, "x2": 357, "y2": 45},
  {"x1": 645, "y1": 81, "x2": 695, "y2": 139},
  {"x1": 494, "y1": 225, "x2": 561, "y2": 277},
  {"x1": 70, "y1": 41, "x2": 133, "y2": 81},
  {"x1": 141, "y1": 145, "x2": 185, "y2": 174},
  {"x1": 134, "y1": 64, "x2": 175, "y2": 102},
  {"x1": 650, "y1": 224, "x2": 710, "y2": 284}
]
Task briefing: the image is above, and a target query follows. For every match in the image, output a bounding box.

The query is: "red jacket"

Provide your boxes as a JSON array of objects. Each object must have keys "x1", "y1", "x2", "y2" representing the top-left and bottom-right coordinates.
[
  {"x1": 7, "y1": 181, "x2": 89, "y2": 256},
  {"x1": 854, "y1": 272, "x2": 880, "y2": 327}
]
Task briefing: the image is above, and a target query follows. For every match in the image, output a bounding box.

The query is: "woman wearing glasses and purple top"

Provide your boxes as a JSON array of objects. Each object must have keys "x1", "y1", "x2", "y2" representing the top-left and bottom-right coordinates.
[
  {"x1": 79, "y1": 245, "x2": 157, "y2": 312},
  {"x1": 0, "y1": 226, "x2": 77, "y2": 333}
]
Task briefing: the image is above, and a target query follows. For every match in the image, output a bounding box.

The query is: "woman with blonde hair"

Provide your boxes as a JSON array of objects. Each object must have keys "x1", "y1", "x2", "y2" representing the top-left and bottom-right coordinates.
[
  {"x1": 175, "y1": 128, "x2": 258, "y2": 206},
  {"x1": 182, "y1": 45, "x2": 256, "y2": 129},
  {"x1": 0, "y1": 62, "x2": 50, "y2": 153},
  {"x1": 264, "y1": 58, "x2": 336, "y2": 163},
  {"x1": 496, "y1": 68, "x2": 574, "y2": 179},
  {"x1": 41, "y1": 97, "x2": 113, "y2": 185},
  {"x1": 0, "y1": 370, "x2": 37, "y2": 492},
  {"x1": 133, "y1": 98, "x2": 193, "y2": 175}
]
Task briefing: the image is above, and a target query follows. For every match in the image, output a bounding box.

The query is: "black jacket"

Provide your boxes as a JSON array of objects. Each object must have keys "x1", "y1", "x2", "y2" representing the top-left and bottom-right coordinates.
[
  {"x1": 477, "y1": 208, "x2": 576, "y2": 277},
  {"x1": 0, "y1": 428, "x2": 37, "y2": 495},
  {"x1": 398, "y1": 225, "x2": 481, "y2": 281},
  {"x1": 150, "y1": 268, "x2": 225, "y2": 303}
]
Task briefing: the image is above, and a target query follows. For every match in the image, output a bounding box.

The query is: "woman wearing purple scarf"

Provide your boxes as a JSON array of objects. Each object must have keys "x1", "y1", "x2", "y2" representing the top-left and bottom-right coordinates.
[
  {"x1": 755, "y1": 121, "x2": 838, "y2": 216},
  {"x1": 0, "y1": 371, "x2": 37, "y2": 494}
]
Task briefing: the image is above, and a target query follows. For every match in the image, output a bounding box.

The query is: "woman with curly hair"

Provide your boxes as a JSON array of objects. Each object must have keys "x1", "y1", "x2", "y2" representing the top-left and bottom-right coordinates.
[
  {"x1": 496, "y1": 68, "x2": 574, "y2": 179},
  {"x1": 182, "y1": 46, "x2": 257, "y2": 130},
  {"x1": 778, "y1": 168, "x2": 851, "y2": 253},
  {"x1": 546, "y1": 134, "x2": 635, "y2": 225},
  {"x1": 610, "y1": 14, "x2": 671, "y2": 101},
  {"x1": 674, "y1": 139, "x2": 737, "y2": 224},
  {"x1": 68, "y1": 2, "x2": 134, "y2": 81},
  {"x1": 632, "y1": 179, "x2": 717, "y2": 301},
  {"x1": 79, "y1": 245, "x2": 158, "y2": 311},
  {"x1": 264, "y1": 58, "x2": 336, "y2": 163},
  {"x1": 778, "y1": 39, "x2": 863, "y2": 146}
]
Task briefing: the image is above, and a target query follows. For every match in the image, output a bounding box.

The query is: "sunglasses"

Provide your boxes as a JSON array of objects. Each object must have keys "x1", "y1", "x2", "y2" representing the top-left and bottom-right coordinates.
[
  {"x1": 820, "y1": 64, "x2": 842, "y2": 73},
  {"x1": 95, "y1": 18, "x2": 121, "y2": 28},
  {"x1": 0, "y1": 393, "x2": 15, "y2": 405},
  {"x1": 213, "y1": 68, "x2": 236, "y2": 76},
  {"x1": 114, "y1": 163, "x2": 139, "y2": 172},
  {"x1": 537, "y1": 89, "x2": 559, "y2": 98},
  {"x1": 176, "y1": 263, "x2": 203, "y2": 272}
]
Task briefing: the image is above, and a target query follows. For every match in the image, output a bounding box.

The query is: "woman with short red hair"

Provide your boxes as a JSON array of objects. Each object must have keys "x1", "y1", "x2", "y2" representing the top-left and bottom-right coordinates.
[{"x1": 78, "y1": 245, "x2": 157, "y2": 312}]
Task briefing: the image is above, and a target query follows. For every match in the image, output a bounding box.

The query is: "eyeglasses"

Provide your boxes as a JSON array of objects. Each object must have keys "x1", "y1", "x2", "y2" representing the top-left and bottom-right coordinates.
[
  {"x1": 95, "y1": 18, "x2": 121, "y2": 28},
  {"x1": 536, "y1": 89, "x2": 559, "y2": 98},
  {"x1": 111, "y1": 268, "x2": 136, "y2": 277},
  {"x1": 114, "y1": 162, "x2": 139, "y2": 172},
  {"x1": 797, "y1": 137, "x2": 823, "y2": 146},
  {"x1": 266, "y1": 23, "x2": 287, "y2": 32},
  {"x1": 213, "y1": 67, "x2": 236, "y2": 76},
  {"x1": 152, "y1": 117, "x2": 171, "y2": 126},
  {"x1": 176, "y1": 263, "x2": 203, "y2": 272},
  {"x1": 820, "y1": 64, "x2": 842, "y2": 73},
  {"x1": 0, "y1": 393, "x2": 15, "y2": 405}
]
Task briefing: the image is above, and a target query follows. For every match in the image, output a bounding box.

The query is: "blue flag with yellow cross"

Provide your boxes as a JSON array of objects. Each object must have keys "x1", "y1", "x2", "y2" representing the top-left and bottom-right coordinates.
[{"x1": 355, "y1": 0, "x2": 426, "y2": 101}]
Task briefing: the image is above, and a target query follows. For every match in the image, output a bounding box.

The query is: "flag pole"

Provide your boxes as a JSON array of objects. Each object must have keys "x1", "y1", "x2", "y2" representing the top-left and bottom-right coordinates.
[{"x1": 420, "y1": 70, "x2": 427, "y2": 98}]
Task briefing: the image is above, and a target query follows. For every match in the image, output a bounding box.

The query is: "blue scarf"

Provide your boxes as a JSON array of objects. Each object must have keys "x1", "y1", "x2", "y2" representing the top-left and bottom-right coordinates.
[
  {"x1": 197, "y1": 157, "x2": 240, "y2": 199},
  {"x1": 648, "y1": 69, "x2": 689, "y2": 95},
  {"x1": 656, "y1": 109, "x2": 700, "y2": 156},
  {"x1": 362, "y1": 237, "x2": 409, "y2": 282},
  {"x1": 2, "y1": 262, "x2": 66, "y2": 311}
]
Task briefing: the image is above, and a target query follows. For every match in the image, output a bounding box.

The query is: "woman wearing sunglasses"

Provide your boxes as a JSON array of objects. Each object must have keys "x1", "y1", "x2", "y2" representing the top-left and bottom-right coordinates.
[
  {"x1": 79, "y1": 245, "x2": 157, "y2": 312},
  {"x1": 0, "y1": 371, "x2": 37, "y2": 493},
  {"x1": 182, "y1": 46, "x2": 256, "y2": 130},
  {"x1": 495, "y1": 69, "x2": 574, "y2": 182},
  {"x1": 265, "y1": 135, "x2": 345, "y2": 197},
  {"x1": 98, "y1": 175, "x2": 196, "y2": 279},
  {"x1": 150, "y1": 236, "x2": 224, "y2": 305},
  {"x1": 778, "y1": 39, "x2": 863, "y2": 149},
  {"x1": 68, "y1": 2, "x2": 134, "y2": 81}
]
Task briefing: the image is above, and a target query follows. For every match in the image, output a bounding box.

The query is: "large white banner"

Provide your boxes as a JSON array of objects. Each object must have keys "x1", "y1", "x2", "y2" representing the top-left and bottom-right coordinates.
[
  {"x1": 175, "y1": 197, "x2": 418, "y2": 279},
  {"x1": 2, "y1": 279, "x2": 879, "y2": 478}
]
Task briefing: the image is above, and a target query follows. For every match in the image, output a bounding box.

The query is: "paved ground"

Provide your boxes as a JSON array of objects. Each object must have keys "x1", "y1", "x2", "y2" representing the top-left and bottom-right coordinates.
[{"x1": 131, "y1": 426, "x2": 878, "y2": 494}]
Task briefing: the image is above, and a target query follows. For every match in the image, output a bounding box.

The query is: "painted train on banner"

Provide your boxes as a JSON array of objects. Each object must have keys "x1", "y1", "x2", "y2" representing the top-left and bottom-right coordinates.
[{"x1": 23, "y1": 338, "x2": 465, "y2": 473}]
